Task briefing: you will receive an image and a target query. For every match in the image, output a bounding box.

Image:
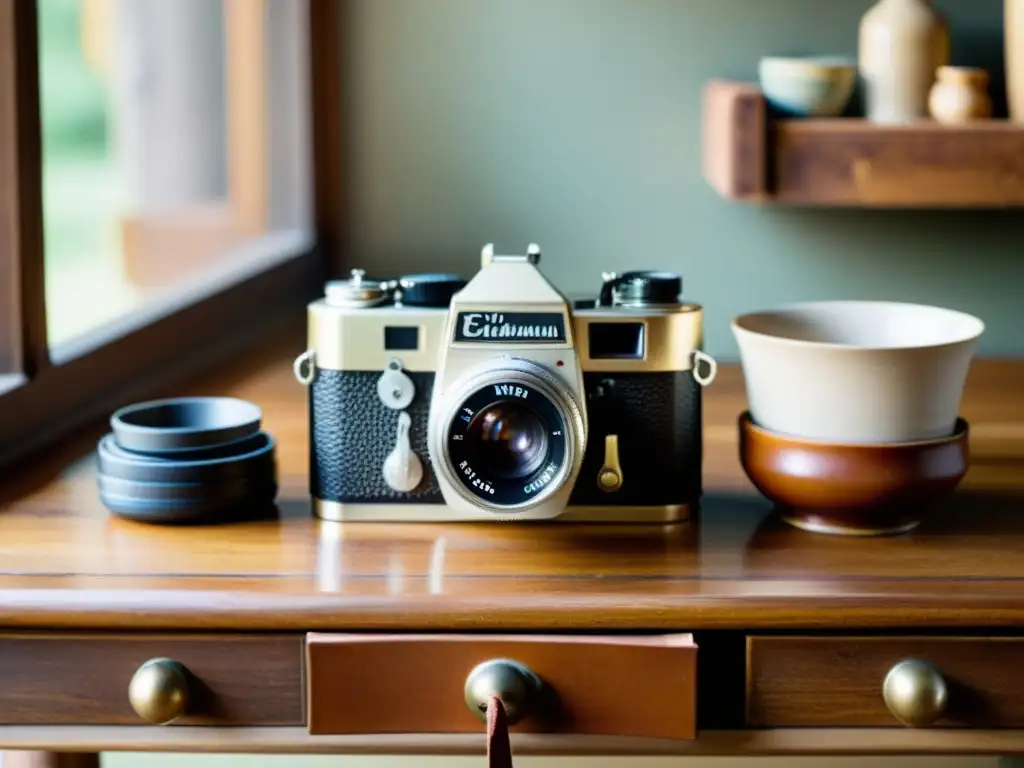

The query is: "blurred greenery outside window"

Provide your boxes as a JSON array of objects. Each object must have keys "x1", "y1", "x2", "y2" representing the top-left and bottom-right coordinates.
[
  {"x1": 0, "y1": 0, "x2": 316, "y2": 468},
  {"x1": 39, "y1": 0, "x2": 122, "y2": 345},
  {"x1": 37, "y1": 0, "x2": 312, "y2": 351}
]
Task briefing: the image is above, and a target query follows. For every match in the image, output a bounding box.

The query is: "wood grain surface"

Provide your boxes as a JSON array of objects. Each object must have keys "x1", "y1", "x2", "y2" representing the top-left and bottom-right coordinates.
[
  {"x1": 0, "y1": 330, "x2": 1021, "y2": 630},
  {"x1": 703, "y1": 79, "x2": 1024, "y2": 207},
  {"x1": 0, "y1": 725, "x2": 1023, "y2": 755},
  {"x1": 306, "y1": 633, "x2": 696, "y2": 739},
  {"x1": 701, "y1": 81, "x2": 767, "y2": 201},
  {"x1": 0, "y1": 633, "x2": 304, "y2": 725},
  {"x1": 747, "y1": 636, "x2": 1024, "y2": 728}
]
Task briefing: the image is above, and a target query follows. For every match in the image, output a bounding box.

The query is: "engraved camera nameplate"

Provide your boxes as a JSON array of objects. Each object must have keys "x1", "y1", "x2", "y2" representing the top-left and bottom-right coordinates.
[{"x1": 454, "y1": 312, "x2": 567, "y2": 343}]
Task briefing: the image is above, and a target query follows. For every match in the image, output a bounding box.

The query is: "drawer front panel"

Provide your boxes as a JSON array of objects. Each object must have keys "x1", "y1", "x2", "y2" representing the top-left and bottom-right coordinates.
[
  {"x1": 0, "y1": 634, "x2": 304, "y2": 725},
  {"x1": 748, "y1": 635, "x2": 1024, "y2": 728},
  {"x1": 307, "y1": 633, "x2": 697, "y2": 739}
]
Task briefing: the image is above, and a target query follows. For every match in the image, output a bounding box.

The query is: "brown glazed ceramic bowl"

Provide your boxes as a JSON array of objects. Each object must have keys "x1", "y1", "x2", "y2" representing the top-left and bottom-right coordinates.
[{"x1": 738, "y1": 412, "x2": 970, "y2": 536}]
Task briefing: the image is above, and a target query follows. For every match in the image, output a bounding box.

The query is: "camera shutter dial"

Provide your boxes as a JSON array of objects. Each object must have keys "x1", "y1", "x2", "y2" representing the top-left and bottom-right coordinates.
[{"x1": 397, "y1": 273, "x2": 466, "y2": 308}]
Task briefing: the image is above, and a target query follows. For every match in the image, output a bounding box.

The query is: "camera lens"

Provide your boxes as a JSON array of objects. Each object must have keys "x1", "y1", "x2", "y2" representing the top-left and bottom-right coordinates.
[
  {"x1": 464, "y1": 401, "x2": 549, "y2": 480},
  {"x1": 439, "y1": 360, "x2": 587, "y2": 511}
]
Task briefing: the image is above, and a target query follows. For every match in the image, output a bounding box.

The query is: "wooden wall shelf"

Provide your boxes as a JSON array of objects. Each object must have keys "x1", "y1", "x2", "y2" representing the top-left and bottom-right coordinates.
[{"x1": 702, "y1": 79, "x2": 1024, "y2": 208}]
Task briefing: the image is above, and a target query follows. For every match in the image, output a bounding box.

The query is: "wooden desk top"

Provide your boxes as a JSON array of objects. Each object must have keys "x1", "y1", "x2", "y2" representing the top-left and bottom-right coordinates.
[{"x1": 1, "y1": 330, "x2": 1022, "y2": 632}]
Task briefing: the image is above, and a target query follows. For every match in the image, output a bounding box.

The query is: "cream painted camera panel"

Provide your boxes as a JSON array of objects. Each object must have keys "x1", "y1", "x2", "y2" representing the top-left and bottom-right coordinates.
[
  {"x1": 428, "y1": 251, "x2": 588, "y2": 520},
  {"x1": 307, "y1": 303, "x2": 447, "y2": 372}
]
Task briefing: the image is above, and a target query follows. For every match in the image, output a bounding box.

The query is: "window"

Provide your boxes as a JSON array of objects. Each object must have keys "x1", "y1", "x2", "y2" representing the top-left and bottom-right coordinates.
[{"x1": 0, "y1": 0, "x2": 341, "y2": 466}]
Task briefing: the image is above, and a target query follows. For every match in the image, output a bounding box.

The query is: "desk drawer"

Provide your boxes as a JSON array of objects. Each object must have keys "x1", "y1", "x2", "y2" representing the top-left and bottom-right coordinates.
[
  {"x1": 748, "y1": 635, "x2": 1024, "y2": 728},
  {"x1": 0, "y1": 633, "x2": 304, "y2": 726},
  {"x1": 307, "y1": 633, "x2": 697, "y2": 739}
]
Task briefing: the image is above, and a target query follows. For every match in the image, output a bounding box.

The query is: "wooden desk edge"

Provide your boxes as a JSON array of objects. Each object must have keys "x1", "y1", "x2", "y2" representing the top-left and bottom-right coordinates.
[
  {"x1": 0, "y1": 726, "x2": 1022, "y2": 756},
  {"x1": 0, "y1": 589, "x2": 1021, "y2": 630}
]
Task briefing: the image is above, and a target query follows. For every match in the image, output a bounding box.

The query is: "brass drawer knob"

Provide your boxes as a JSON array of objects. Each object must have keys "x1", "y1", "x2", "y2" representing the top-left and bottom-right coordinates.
[
  {"x1": 464, "y1": 658, "x2": 543, "y2": 725},
  {"x1": 128, "y1": 657, "x2": 190, "y2": 725},
  {"x1": 883, "y1": 659, "x2": 948, "y2": 728}
]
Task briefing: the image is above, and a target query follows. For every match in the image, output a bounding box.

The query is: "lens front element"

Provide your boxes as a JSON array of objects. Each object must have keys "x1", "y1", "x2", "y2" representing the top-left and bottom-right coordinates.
[
  {"x1": 446, "y1": 379, "x2": 570, "y2": 508},
  {"x1": 465, "y1": 401, "x2": 550, "y2": 480}
]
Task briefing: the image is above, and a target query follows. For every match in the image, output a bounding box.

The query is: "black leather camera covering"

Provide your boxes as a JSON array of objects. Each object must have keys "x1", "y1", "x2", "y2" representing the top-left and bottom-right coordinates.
[
  {"x1": 310, "y1": 369, "x2": 443, "y2": 504},
  {"x1": 568, "y1": 372, "x2": 703, "y2": 508},
  {"x1": 310, "y1": 368, "x2": 702, "y2": 509}
]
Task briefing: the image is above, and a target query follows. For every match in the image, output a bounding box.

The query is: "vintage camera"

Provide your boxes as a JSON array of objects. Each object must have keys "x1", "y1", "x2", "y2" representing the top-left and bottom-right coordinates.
[{"x1": 294, "y1": 244, "x2": 716, "y2": 523}]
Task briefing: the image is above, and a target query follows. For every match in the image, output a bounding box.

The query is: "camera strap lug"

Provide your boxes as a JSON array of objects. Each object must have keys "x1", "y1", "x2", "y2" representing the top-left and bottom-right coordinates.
[
  {"x1": 692, "y1": 350, "x2": 718, "y2": 387},
  {"x1": 293, "y1": 349, "x2": 317, "y2": 386}
]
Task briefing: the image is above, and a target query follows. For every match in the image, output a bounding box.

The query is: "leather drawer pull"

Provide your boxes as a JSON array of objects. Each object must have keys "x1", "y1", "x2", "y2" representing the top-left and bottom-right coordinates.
[
  {"x1": 466, "y1": 658, "x2": 541, "y2": 767},
  {"x1": 486, "y1": 696, "x2": 513, "y2": 768}
]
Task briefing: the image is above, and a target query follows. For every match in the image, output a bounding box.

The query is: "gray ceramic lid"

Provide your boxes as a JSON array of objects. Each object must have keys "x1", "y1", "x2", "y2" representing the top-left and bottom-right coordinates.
[
  {"x1": 110, "y1": 397, "x2": 262, "y2": 454},
  {"x1": 97, "y1": 473, "x2": 273, "y2": 503},
  {"x1": 99, "y1": 486, "x2": 278, "y2": 525},
  {"x1": 97, "y1": 432, "x2": 275, "y2": 484}
]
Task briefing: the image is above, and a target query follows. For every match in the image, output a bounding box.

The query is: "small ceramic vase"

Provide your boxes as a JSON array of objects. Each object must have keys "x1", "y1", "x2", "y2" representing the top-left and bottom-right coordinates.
[
  {"x1": 928, "y1": 67, "x2": 992, "y2": 123},
  {"x1": 859, "y1": 0, "x2": 950, "y2": 124}
]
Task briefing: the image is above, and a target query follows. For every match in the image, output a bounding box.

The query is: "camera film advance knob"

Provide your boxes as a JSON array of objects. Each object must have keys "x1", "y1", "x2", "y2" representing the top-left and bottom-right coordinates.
[{"x1": 397, "y1": 273, "x2": 467, "y2": 308}]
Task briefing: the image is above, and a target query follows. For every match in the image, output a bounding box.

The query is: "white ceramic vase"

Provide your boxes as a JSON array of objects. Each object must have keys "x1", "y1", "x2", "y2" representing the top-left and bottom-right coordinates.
[
  {"x1": 859, "y1": 0, "x2": 950, "y2": 123},
  {"x1": 929, "y1": 66, "x2": 992, "y2": 123}
]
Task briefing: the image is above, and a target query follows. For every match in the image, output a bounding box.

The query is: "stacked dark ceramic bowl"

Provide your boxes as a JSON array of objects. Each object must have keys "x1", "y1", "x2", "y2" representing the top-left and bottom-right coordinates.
[{"x1": 97, "y1": 397, "x2": 277, "y2": 524}]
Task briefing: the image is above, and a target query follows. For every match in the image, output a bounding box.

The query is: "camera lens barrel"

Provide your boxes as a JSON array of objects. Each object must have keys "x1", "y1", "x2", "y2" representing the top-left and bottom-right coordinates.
[{"x1": 437, "y1": 361, "x2": 584, "y2": 511}]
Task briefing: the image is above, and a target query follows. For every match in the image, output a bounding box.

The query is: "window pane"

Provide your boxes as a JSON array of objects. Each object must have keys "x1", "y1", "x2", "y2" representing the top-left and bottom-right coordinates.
[{"x1": 38, "y1": 0, "x2": 312, "y2": 352}]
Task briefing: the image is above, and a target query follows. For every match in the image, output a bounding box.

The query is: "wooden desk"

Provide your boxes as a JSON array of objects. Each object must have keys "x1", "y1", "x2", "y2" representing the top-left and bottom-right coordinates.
[{"x1": 1, "y1": 332, "x2": 1023, "y2": 765}]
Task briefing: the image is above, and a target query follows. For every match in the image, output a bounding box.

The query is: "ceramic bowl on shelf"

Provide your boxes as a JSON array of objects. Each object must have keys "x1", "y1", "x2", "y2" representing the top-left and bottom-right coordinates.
[
  {"x1": 738, "y1": 412, "x2": 970, "y2": 536},
  {"x1": 758, "y1": 55, "x2": 857, "y2": 117},
  {"x1": 732, "y1": 300, "x2": 984, "y2": 445}
]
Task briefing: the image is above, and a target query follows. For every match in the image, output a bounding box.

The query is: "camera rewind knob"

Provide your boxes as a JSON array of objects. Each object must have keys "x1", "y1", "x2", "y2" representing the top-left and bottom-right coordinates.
[{"x1": 383, "y1": 412, "x2": 424, "y2": 493}]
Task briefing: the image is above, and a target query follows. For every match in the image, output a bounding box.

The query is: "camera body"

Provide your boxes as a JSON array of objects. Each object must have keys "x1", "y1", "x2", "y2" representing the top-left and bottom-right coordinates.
[{"x1": 296, "y1": 244, "x2": 714, "y2": 523}]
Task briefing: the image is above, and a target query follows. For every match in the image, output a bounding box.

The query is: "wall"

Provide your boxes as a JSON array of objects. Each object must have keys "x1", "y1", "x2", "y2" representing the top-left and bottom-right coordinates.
[{"x1": 338, "y1": 0, "x2": 1020, "y2": 360}]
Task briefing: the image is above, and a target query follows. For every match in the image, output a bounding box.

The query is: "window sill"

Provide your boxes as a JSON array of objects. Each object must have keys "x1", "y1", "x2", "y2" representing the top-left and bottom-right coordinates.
[
  {"x1": 51, "y1": 228, "x2": 314, "y2": 365},
  {"x1": 0, "y1": 237, "x2": 324, "y2": 469},
  {"x1": 0, "y1": 374, "x2": 26, "y2": 397}
]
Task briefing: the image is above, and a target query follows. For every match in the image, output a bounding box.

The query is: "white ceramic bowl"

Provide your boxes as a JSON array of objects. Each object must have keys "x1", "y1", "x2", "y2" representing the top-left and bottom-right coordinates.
[
  {"x1": 758, "y1": 55, "x2": 857, "y2": 117},
  {"x1": 732, "y1": 301, "x2": 984, "y2": 444}
]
